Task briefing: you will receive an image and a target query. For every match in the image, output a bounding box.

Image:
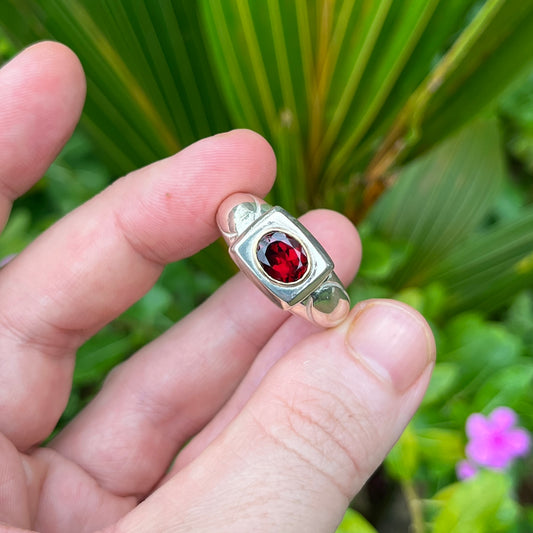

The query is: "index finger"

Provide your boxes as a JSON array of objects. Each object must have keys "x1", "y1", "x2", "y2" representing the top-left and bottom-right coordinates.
[{"x1": 0, "y1": 129, "x2": 276, "y2": 450}]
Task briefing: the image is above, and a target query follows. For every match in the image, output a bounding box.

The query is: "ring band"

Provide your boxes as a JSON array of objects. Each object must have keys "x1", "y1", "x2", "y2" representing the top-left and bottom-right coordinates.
[{"x1": 217, "y1": 193, "x2": 350, "y2": 328}]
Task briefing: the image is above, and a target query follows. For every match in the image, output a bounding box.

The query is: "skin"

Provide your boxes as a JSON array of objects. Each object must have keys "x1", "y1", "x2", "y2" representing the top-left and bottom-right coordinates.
[{"x1": 0, "y1": 42, "x2": 436, "y2": 533}]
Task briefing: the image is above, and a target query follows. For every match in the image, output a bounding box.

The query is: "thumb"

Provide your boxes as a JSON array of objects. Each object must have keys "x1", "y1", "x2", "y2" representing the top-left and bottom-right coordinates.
[{"x1": 112, "y1": 299, "x2": 435, "y2": 533}]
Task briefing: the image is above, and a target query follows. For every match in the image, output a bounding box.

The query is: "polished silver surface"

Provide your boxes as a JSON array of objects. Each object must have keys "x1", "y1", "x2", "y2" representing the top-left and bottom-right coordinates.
[
  {"x1": 217, "y1": 193, "x2": 351, "y2": 328},
  {"x1": 217, "y1": 193, "x2": 270, "y2": 246}
]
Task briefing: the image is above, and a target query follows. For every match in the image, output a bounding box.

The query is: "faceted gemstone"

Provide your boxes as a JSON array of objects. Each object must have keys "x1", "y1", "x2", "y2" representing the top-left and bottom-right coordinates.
[{"x1": 256, "y1": 231, "x2": 308, "y2": 283}]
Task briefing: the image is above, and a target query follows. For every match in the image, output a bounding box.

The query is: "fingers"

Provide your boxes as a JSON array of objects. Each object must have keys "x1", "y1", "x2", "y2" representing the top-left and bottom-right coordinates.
[
  {"x1": 0, "y1": 42, "x2": 85, "y2": 229},
  {"x1": 0, "y1": 434, "x2": 31, "y2": 529},
  {"x1": 112, "y1": 301, "x2": 435, "y2": 533},
  {"x1": 170, "y1": 214, "x2": 360, "y2": 470},
  {"x1": 50, "y1": 210, "x2": 361, "y2": 497},
  {"x1": 171, "y1": 313, "x2": 322, "y2": 473},
  {"x1": 0, "y1": 129, "x2": 275, "y2": 450}
]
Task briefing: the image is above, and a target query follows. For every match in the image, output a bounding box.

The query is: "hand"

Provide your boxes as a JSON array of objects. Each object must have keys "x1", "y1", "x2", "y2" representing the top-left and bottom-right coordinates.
[{"x1": 0, "y1": 42, "x2": 435, "y2": 533}]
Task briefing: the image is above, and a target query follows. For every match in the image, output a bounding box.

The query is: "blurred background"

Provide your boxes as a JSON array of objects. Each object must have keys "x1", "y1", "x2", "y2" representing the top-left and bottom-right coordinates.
[{"x1": 1, "y1": 1, "x2": 533, "y2": 531}]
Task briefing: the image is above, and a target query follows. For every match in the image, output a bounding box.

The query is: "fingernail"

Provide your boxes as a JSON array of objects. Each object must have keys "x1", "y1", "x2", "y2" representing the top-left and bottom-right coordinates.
[{"x1": 346, "y1": 301, "x2": 435, "y2": 392}]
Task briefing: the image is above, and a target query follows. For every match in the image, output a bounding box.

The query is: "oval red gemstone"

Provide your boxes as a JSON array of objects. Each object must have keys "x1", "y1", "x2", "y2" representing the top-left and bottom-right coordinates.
[{"x1": 256, "y1": 231, "x2": 308, "y2": 283}]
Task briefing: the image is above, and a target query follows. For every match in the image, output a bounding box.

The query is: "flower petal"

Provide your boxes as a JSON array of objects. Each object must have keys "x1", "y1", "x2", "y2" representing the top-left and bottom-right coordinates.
[
  {"x1": 506, "y1": 428, "x2": 531, "y2": 457},
  {"x1": 485, "y1": 447, "x2": 513, "y2": 469},
  {"x1": 466, "y1": 413, "x2": 490, "y2": 439},
  {"x1": 466, "y1": 436, "x2": 513, "y2": 468},
  {"x1": 466, "y1": 437, "x2": 492, "y2": 465},
  {"x1": 456, "y1": 460, "x2": 477, "y2": 480},
  {"x1": 489, "y1": 407, "x2": 517, "y2": 431}
]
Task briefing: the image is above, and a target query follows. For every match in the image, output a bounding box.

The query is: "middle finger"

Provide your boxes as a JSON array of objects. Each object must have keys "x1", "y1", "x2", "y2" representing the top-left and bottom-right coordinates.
[
  {"x1": 0, "y1": 129, "x2": 275, "y2": 451},
  {"x1": 51, "y1": 210, "x2": 361, "y2": 498}
]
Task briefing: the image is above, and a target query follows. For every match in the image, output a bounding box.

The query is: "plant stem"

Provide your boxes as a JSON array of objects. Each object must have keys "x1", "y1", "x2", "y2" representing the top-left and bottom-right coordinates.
[{"x1": 402, "y1": 480, "x2": 425, "y2": 533}]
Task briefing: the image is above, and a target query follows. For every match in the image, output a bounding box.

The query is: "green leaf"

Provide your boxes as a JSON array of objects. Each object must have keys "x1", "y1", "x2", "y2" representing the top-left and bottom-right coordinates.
[
  {"x1": 370, "y1": 118, "x2": 505, "y2": 288},
  {"x1": 122, "y1": 284, "x2": 172, "y2": 324},
  {"x1": 417, "y1": 428, "x2": 464, "y2": 469},
  {"x1": 359, "y1": 0, "x2": 475, "y2": 159},
  {"x1": 0, "y1": 0, "x2": 231, "y2": 175},
  {"x1": 347, "y1": 279, "x2": 391, "y2": 306},
  {"x1": 499, "y1": 68, "x2": 533, "y2": 173},
  {"x1": 0, "y1": 209, "x2": 33, "y2": 255},
  {"x1": 335, "y1": 508, "x2": 377, "y2": 533},
  {"x1": 373, "y1": 0, "x2": 533, "y2": 175},
  {"x1": 357, "y1": 235, "x2": 397, "y2": 281},
  {"x1": 505, "y1": 292, "x2": 533, "y2": 353},
  {"x1": 199, "y1": 0, "x2": 533, "y2": 216},
  {"x1": 393, "y1": 287, "x2": 425, "y2": 314},
  {"x1": 73, "y1": 326, "x2": 132, "y2": 387},
  {"x1": 440, "y1": 313, "x2": 522, "y2": 392},
  {"x1": 473, "y1": 364, "x2": 533, "y2": 413},
  {"x1": 422, "y1": 363, "x2": 461, "y2": 407},
  {"x1": 199, "y1": 0, "x2": 319, "y2": 211},
  {"x1": 44, "y1": 131, "x2": 110, "y2": 215},
  {"x1": 412, "y1": 0, "x2": 533, "y2": 155},
  {"x1": 3, "y1": 0, "x2": 532, "y2": 220},
  {"x1": 385, "y1": 424, "x2": 419, "y2": 481},
  {"x1": 431, "y1": 206, "x2": 533, "y2": 313},
  {"x1": 320, "y1": 0, "x2": 441, "y2": 188},
  {"x1": 432, "y1": 471, "x2": 519, "y2": 533},
  {"x1": 0, "y1": 26, "x2": 15, "y2": 62}
]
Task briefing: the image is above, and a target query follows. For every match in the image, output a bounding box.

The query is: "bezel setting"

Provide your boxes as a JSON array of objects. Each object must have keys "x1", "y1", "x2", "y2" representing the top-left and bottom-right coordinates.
[{"x1": 230, "y1": 207, "x2": 333, "y2": 308}]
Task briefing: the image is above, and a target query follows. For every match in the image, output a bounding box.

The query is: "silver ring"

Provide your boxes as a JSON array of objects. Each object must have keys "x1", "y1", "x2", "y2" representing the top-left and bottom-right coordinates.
[{"x1": 217, "y1": 193, "x2": 350, "y2": 328}]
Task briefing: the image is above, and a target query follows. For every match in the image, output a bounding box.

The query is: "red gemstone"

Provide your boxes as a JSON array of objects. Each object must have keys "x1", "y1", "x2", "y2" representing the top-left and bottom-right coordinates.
[{"x1": 256, "y1": 231, "x2": 308, "y2": 283}]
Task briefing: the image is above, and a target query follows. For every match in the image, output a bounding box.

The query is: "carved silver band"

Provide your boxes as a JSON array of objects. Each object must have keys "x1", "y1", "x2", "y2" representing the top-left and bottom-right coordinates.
[{"x1": 216, "y1": 193, "x2": 350, "y2": 328}]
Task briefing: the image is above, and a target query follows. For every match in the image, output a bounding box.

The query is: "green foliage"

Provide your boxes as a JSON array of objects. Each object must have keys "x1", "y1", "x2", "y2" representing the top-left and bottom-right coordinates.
[
  {"x1": 386, "y1": 423, "x2": 465, "y2": 485},
  {"x1": 379, "y1": 296, "x2": 533, "y2": 530},
  {"x1": 421, "y1": 363, "x2": 460, "y2": 408},
  {"x1": 500, "y1": 67, "x2": 533, "y2": 173},
  {"x1": 0, "y1": 1, "x2": 231, "y2": 174},
  {"x1": 360, "y1": 116, "x2": 533, "y2": 317},
  {"x1": 431, "y1": 472, "x2": 518, "y2": 533},
  {"x1": 386, "y1": 424, "x2": 420, "y2": 482},
  {"x1": 473, "y1": 364, "x2": 533, "y2": 413},
  {"x1": 430, "y1": 209, "x2": 533, "y2": 314},
  {"x1": 1, "y1": 0, "x2": 533, "y2": 218},
  {"x1": 0, "y1": 209, "x2": 34, "y2": 256},
  {"x1": 335, "y1": 508, "x2": 377, "y2": 533},
  {"x1": 417, "y1": 428, "x2": 464, "y2": 472},
  {"x1": 198, "y1": 0, "x2": 533, "y2": 215},
  {"x1": 370, "y1": 118, "x2": 505, "y2": 289},
  {"x1": 0, "y1": 26, "x2": 14, "y2": 62}
]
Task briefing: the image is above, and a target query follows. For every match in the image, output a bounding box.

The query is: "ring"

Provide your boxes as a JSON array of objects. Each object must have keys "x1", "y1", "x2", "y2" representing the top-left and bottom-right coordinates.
[{"x1": 217, "y1": 193, "x2": 350, "y2": 328}]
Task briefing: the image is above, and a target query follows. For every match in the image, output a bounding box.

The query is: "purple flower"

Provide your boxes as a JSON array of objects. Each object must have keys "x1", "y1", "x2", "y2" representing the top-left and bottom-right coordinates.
[
  {"x1": 456, "y1": 407, "x2": 530, "y2": 480},
  {"x1": 456, "y1": 460, "x2": 477, "y2": 480}
]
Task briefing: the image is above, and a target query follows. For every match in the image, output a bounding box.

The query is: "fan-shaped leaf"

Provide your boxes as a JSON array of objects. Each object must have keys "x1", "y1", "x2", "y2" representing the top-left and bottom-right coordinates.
[
  {"x1": 2, "y1": 0, "x2": 533, "y2": 218},
  {"x1": 0, "y1": 0, "x2": 231, "y2": 174},
  {"x1": 432, "y1": 207, "x2": 533, "y2": 313},
  {"x1": 370, "y1": 118, "x2": 505, "y2": 288}
]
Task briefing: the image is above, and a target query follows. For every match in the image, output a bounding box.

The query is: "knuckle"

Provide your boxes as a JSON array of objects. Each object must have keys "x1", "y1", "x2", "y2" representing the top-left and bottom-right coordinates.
[
  {"x1": 112, "y1": 205, "x2": 168, "y2": 268},
  {"x1": 0, "y1": 307, "x2": 81, "y2": 356}
]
